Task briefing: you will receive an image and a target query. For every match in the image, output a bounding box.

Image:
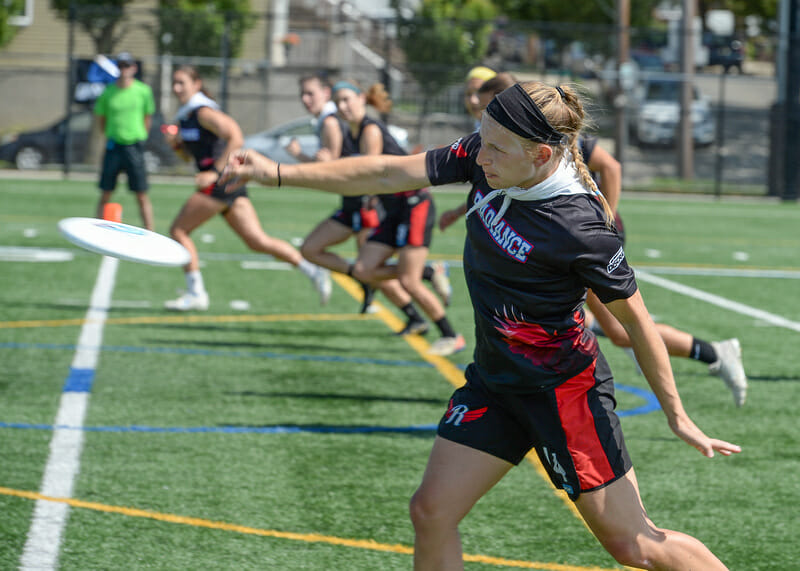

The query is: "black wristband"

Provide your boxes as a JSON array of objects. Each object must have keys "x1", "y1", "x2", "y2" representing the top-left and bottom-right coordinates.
[{"x1": 277, "y1": 162, "x2": 282, "y2": 188}]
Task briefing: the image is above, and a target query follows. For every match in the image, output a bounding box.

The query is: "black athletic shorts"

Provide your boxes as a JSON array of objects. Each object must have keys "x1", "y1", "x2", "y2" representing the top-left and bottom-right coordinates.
[
  {"x1": 198, "y1": 170, "x2": 248, "y2": 210},
  {"x1": 99, "y1": 141, "x2": 149, "y2": 192},
  {"x1": 330, "y1": 196, "x2": 381, "y2": 231},
  {"x1": 437, "y1": 353, "x2": 632, "y2": 500},
  {"x1": 368, "y1": 190, "x2": 435, "y2": 249}
]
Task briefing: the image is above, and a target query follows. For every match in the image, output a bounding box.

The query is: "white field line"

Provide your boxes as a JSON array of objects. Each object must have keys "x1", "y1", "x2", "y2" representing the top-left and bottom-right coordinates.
[
  {"x1": 636, "y1": 269, "x2": 800, "y2": 333},
  {"x1": 19, "y1": 256, "x2": 118, "y2": 570}
]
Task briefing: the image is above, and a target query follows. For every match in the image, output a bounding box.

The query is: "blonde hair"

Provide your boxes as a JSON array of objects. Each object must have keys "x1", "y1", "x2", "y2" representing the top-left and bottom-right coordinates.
[{"x1": 519, "y1": 81, "x2": 614, "y2": 226}]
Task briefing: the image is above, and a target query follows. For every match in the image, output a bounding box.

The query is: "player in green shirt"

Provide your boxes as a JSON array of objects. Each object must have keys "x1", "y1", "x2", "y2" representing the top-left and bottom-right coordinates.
[{"x1": 94, "y1": 51, "x2": 156, "y2": 230}]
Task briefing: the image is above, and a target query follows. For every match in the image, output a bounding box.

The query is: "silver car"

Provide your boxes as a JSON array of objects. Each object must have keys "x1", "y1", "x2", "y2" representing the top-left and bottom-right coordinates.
[
  {"x1": 243, "y1": 116, "x2": 409, "y2": 163},
  {"x1": 632, "y1": 79, "x2": 715, "y2": 147}
]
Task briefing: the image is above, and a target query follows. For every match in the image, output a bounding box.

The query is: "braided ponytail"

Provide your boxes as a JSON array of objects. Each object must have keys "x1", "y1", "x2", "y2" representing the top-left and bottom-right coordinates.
[{"x1": 520, "y1": 81, "x2": 615, "y2": 227}]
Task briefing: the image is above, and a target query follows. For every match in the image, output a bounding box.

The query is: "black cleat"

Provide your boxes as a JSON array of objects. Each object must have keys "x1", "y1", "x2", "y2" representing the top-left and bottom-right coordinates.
[
  {"x1": 359, "y1": 282, "x2": 375, "y2": 314},
  {"x1": 395, "y1": 318, "x2": 429, "y2": 336}
]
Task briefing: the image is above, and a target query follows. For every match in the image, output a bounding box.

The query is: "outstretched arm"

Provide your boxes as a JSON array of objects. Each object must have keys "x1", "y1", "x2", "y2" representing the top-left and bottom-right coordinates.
[
  {"x1": 606, "y1": 290, "x2": 741, "y2": 458},
  {"x1": 222, "y1": 149, "x2": 431, "y2": 197}
]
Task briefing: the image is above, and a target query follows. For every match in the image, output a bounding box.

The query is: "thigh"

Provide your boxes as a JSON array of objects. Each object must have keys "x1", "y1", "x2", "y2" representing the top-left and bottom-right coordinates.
[
  {"x1": 304, "y1": 218, "x2": 354, "y2": 251},
  {"x1": 356, "y1": 240, "x2": 395, "y2": 273},
  {"x1": 222, "y1": 196, "x2": 269, "y2": 242},
  {"x1": 414, "y1": 436, "x2": 513, "y2": 521},
  {"x1": 172, "y1": 192, "x2": 227, "y2": 234}
]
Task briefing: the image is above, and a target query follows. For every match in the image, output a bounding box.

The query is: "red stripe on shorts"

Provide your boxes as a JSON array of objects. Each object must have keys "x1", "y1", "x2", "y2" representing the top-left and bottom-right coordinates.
[
  {"x1": 554, "y1": 361, "x2": 615, "y2": 490},
  {"x1": 408, "y1": 199, "x2": 430, "y2": 247}
]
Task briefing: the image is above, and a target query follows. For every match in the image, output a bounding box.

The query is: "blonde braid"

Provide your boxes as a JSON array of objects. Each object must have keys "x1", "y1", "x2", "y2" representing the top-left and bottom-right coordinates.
[{"x1": 568, "y1": 136, "x2": 615, "y2": 226}]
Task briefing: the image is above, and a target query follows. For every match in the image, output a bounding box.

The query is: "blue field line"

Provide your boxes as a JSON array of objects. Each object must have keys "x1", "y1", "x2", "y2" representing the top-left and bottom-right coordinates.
[
  {"x1": 0, "y1": 421, "x2": 439, "y2": 435},
  {"x1": 0, "y1": 341, "x2": 434, "y2": 369},
  {"x1": 0, "y1": 383, "x2": 659, "y2": 435}
]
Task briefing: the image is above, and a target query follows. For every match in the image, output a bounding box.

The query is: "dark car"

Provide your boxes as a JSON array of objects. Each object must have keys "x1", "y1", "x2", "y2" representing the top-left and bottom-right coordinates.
[
  {"x1": 708, "y1": 38, "x2": 744, "y2": 74},
  {"x1": 0, "y1": 110, "x2": 177, "y2": 173}
]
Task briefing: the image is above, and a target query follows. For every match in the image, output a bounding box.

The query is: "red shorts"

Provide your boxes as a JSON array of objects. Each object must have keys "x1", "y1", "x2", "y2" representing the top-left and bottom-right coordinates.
[{"x1": 437, "y1": 353, "x2": 632, "y2": 500}]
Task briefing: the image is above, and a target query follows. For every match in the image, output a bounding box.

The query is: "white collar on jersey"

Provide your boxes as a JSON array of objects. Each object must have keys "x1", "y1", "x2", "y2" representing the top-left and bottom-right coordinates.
[
  {"x1": 466, "y1": 157, "x2": 594, "y2": 229},
  {"x1": 174, "y1": 92, "x2": 220, "y2": 122},
  {"x1": 318, "y1": 100, "x2": 338, "y2": 120}
]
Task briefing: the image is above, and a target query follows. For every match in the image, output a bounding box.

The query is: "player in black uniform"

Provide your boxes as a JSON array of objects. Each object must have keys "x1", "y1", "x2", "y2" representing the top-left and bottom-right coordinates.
[
  {"x1": 330, "y1": 80, "x2": 463, "y2": 356},
  {"x1": 222, "y1": 80, "x2": 740, "y2": 570},
  {"x1": 161, "y1": 66, "x2": 331, "y2": 311}
]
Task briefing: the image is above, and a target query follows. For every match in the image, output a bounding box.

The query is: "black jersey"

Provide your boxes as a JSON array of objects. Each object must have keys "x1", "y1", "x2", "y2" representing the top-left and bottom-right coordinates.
[
  {"x1": 178, "y1": 106, "x2": 226, "y2": 172},
  {"x1": 425, "y1": 132, "x2": 637, "y2": 392}
]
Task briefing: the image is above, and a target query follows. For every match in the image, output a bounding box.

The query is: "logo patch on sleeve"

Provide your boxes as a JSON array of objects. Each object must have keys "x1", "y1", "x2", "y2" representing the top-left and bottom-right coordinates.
[{"x1": 607, "y1": 246, "x2": 625, "y2": 273}]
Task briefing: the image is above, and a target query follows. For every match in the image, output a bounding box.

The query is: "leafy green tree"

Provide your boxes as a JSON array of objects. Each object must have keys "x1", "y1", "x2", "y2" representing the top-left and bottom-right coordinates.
[
  {"x1": 393, "y1": 0, "x2": 496, "y2": 103},
  {"x1": 491, "y1": 0, "x2": 661, "y2": 28},
  {"x1": 0, "y1": 0, "x2": 25, "y2": 48},
  {"x1": 50, "y1": 0, "x2": 134, "y2": 54},
  {"x1": 156, "y1": 0, "x2": 253, "y2": 60}
]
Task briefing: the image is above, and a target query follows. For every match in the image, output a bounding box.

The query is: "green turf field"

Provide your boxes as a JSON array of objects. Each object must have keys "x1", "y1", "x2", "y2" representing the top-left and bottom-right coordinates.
[{"x1": 1, "y1": 176, "x2": 798, "y2": 570}]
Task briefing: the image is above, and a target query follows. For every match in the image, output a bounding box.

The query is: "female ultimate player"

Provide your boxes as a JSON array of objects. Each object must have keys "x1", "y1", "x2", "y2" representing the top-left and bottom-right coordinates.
[
  {"x1": 161, "y1": 65, "x2": 330, "y2": 311},
  {"x1": 222, "y1": 80, "x2": 740, "y2": 570},
  {"x1": 328, "y1": 80, "x2": 463, "y2": 355}
]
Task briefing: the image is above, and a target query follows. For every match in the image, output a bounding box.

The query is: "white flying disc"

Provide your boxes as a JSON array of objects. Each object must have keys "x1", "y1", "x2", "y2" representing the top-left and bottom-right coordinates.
[{"x1": 58, "y1": 217, "x2": 191, "y2": 267}]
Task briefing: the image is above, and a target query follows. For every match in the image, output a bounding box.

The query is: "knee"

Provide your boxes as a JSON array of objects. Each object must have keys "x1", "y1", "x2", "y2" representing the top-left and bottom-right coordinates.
[
  {"x1": 300, "y1": 241, "x2": 319, "y2": 262},
  {"x1": 352, "y1": 263, "x2": 375, "y2": 284},
  {"x1": 599, "y1": 536, "x2": 654, "y2": 570},
  {"x1": 409, "y1": 489, "x2": 448, "y2": 532},
  {"x1": 398, "y1": 273, "x2": 422, "y2": 294}
]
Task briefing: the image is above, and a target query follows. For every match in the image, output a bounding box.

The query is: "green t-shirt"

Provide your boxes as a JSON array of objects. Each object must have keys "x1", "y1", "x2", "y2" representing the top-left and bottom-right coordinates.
[{"x1": 94, "y1": 80, "x2": 156, "y2": 145}]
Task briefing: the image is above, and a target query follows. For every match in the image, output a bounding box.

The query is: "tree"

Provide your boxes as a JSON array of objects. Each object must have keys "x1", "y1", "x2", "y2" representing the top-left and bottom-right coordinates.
[
  {"x1": 50, "y1": 0, "x2": 135, "y2": 54},
  {"x1": 156, "y1": 0, "x2": 254, "y2": 60},
  {"x1": 491, "y1": 0, "x2": 661, "y2": 28},
  {"x1": 393, "y1": 0, "x2": 495, "y2": 129},
  {"x1": 0, "y1": 0, "x2": 25, "y2": 48}
]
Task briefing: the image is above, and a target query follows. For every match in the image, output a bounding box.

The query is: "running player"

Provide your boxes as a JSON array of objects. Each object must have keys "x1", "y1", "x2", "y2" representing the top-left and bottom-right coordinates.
[
  {"x1": 328, "y1": 80, "x2": 463, "y2": 355},
  {"x1": 222, "y1": 80, "x2": 740, "y2": 570},
  {"x1": 161, "y1": 66, "x2": 330, "y2": 311}
]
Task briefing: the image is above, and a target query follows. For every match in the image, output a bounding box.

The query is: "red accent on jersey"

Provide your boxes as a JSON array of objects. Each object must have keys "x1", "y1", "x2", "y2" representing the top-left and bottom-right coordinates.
[
  {"x1": 494, "y1": 307, "x2": 597, "y2": 373},
  {"x1": 554, "y1": 361, "x2": 616, "y2": 489},
  {"x1": 454, "y1": 143, "x2": 468, "y2": 158},
  {"x1": 408, "y1": 199, "x2": 431, "y2": 247},
  {"x1": 462, "y1": 407, "x2": 488, "y2": 422}
]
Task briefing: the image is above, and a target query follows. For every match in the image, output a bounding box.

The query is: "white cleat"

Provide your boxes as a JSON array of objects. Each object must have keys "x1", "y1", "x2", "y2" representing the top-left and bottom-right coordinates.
[
  {"x1": 164, "y1": 291, "x2": 209, "y2": 312},
  {"x1": 313, "y1": 267, "x2": 332, "y2": 305},
  {"x1": 709, "y1": 338, "x2": 748, "y2": 407},
  {"x1": 427, "y1": 334, "x2": 466, "y2": 357}
]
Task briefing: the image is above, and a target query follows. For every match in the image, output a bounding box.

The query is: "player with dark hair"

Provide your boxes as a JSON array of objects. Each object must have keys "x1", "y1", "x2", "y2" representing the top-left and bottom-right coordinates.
[
  {"x1": 161, "y1": 65, "x2": 330, "y2": 311},
  {"x1": 223, "y1": 80, "x2": 740, "y2": 570}
]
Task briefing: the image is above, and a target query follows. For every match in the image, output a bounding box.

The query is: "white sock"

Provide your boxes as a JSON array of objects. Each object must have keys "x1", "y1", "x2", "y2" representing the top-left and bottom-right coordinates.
[
  {"x1": 185, "y1": 270, "x2": 206, "y2": 295},
  {"x1": 296, "y1": 259, "x2": 317, "y2": 279}
]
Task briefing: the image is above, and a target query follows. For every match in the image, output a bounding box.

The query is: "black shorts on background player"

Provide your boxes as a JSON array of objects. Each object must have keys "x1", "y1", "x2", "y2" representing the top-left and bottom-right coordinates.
[
  {"x1": 99, "y1": 141, "x2": 149, "y2": 192},
  {"x1": 369, "y1": 191, "x2": 435, "y2": 248}
]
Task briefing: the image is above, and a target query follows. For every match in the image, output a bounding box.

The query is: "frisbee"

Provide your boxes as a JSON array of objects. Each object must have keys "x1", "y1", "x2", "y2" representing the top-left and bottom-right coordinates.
[{"x1": 58, "y1": 217, "x2": 191, "y2": 267}]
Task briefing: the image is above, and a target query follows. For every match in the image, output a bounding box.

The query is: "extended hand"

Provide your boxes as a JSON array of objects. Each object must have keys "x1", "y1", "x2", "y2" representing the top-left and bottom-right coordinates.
[
  {"x1": 220, "y1": 149, "x2": 277, "y2": 191},
  {"x1": 669, "y1": 415, "x2": 741, "y2": 458}
]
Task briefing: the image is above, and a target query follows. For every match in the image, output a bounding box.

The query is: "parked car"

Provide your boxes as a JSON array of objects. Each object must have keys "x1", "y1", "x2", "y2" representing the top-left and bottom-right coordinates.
[
  {"x1": 631, "y1": 79, "x2": 715, "y2": 147},
  {"x1": 708, "y1": 38, "x2": 744, "y2": 74},
  {"x1": 242, "y1": 116, "x2": 410, "y2": 164},
  {"x1": 0, "y1": 110, "x2": 177, "y2": 173}
]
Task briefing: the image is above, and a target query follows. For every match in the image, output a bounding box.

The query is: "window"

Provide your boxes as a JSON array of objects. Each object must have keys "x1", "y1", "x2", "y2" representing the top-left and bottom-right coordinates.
[{"x1": 10, "y1": 0, "x2": 34, "y2": 26}]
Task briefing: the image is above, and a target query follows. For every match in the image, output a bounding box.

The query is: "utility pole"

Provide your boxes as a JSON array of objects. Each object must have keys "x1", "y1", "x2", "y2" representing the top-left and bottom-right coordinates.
[
  {"x1": 783, "y1": 0, "x2": 800, "y2": 200},
  {"x1": 614, "y1": 0, "x2": 630, "y2": 166},
  {"x1": 679, "y1": 0, "x2": 695, "y2": 179}
]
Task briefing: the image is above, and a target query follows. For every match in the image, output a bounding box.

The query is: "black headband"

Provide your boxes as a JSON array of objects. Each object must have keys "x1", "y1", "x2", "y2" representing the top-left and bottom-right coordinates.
[{"x1": 485, "y1": 83, "x2": 567, "y2": 146}]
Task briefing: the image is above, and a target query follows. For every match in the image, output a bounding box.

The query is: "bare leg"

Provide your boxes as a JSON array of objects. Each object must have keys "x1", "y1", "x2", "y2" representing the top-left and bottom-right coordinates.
[
  {"x1": 410, "y1": 437, "x2": 513, "y2": 570},
  {"x1": 135, "y1": 192, "x2": 155, "y2": 230},
  {"x1": 575, "y1": 469, "x2": 728, "y2": 570},
  {"x1": 395, "y1": 245, "x2": 446, "y2": 322},
  {"x1": 223, "y1": 197, "x2": 303, "y2": 265},
  {"x1": 169, "y1": 192, "x2": 226, "y2": 272},
  {"x1": 586, "y1": 291, "x2": 692, "y2": 357},
  {"x1": 300, "y1": 218, "x2": 356, "y2": 274}
]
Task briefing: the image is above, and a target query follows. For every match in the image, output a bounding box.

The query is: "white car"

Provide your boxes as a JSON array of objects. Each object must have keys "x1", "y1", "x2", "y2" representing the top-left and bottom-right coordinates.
[
  {"x1": 632, "y1": 79, "x2": 715, "y2": 147},
  {"x1": 243, "y1": 117, "x2": 409, "y2": 164}
]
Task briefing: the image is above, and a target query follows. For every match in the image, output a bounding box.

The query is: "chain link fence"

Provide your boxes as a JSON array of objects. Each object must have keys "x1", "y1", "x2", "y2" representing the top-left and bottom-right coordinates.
[{"x1": 0, "y1": 4, "x2": 781, "y2": 196}]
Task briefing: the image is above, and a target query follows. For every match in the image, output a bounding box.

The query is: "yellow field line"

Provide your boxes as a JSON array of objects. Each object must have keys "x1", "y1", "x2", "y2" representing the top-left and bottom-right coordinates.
[
  {"x1": 0, "y1": 313, "x2": 376, "y2": 330},
  {"x1": 0, "y1": 487, "x2": 617, "y2": 571}
]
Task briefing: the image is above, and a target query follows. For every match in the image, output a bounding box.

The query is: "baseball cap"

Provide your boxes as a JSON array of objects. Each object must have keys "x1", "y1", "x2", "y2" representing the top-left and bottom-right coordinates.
[{"x1": 116, "y1": 52, "x2": 135, "y2": 65}]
